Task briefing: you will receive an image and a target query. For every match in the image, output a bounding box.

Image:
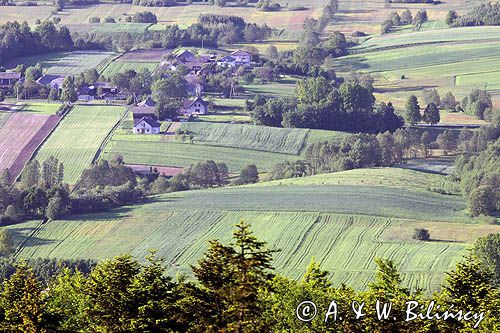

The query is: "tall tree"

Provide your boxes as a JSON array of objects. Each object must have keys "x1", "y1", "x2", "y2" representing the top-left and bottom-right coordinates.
[
  {"x1": 404, "y1": 95, "x2": 421, "y2": 126},
  {"x1": 422, "y1": 102, "x2": 440, "y2": 126},
  {"x1": 60, "y1": 76, "x2": 77, "y2": 103}
]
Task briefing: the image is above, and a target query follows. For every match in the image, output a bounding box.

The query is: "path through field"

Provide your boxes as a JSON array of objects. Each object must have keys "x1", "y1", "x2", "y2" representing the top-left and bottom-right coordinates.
[{"x1": 0, "y1": 113, "x2": 60, "y2": 179}]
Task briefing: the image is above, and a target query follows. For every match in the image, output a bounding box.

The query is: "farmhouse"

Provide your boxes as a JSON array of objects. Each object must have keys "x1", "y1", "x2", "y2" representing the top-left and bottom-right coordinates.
[
  {"x1": 133, "y1": 116, "x2": 161, "y2": 134},
  {"x1": 0, "y1": 72, "x2": 21, "y2": 88},
  {"x1": 179, "y1": 97, "x2": 208, "y2": 116},
  {"x1": 230, "y1": 50, "x2": 252, "y2": 66}
]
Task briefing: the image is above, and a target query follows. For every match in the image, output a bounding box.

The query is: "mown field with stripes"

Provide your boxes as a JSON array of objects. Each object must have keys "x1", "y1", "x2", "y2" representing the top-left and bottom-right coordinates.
[{"x1": 7, "y1": 168, "x2": 498, "y2": 291}]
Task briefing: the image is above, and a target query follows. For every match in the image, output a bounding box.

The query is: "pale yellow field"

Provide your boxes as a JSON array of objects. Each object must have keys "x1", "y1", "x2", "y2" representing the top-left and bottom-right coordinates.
[
  {"x1": 51, "y1": 3, "x2": 324, "y2": 31},
  {"x1": 0, "y1": 6, "x2": 53, "y2": 25}
]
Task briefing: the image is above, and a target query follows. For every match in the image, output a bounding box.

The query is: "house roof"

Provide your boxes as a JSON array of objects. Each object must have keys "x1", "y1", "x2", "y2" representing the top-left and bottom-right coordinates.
[
  {"x1": 36, "y1": 74, "x2": 63, "y2": 85},
  {"x1": 185, "y1": 74, "x2": 203, "y2": 85},
  {"x1": 134, "y1": 116, "x2": 160, "y2": 128},
  {"x1": 131, "y1": 106, "x2": 157, "y2": 117},
  {"x1": 0, "y1": 72, "x2": 21, "y2": 80},
  {"x1": 182, "y1": 97, "x2": 208, "y2": 109},
  {"x1": 231, "y1": 50, "x2": 250, "y2": 57},
  {"x1": 138, "y1": 96, "x2": 156, "y2": 107},
  {"x1": 176, "y1": 50, "x2": 196, "y2": 61},
  {"x1": 218, "y1": 56, "x2": 236, "y2": 63},
  {"x1": 50, "y1": 77, "x2": 65, "y2": 86},
  {"x1": 92, "y1": 82, "x2": 115, "y2": 89}
]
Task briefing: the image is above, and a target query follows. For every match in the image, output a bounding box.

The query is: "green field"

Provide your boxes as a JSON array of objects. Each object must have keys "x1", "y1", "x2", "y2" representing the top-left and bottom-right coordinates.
[
  {"x1": 7, "y1": 168, "x2": 497, "y2": 291},
  {"x1": 180, "y1": 122, "x2": 310, "y2": 155},
  {"x1": 103, "y1": 122, "x2": 350, "y2": 172},
  {"x1": 353, "y1": 26, "x2": 500, "y2": 52},
  {"x1": 21, "y1": 102, "x2": 61, "y2": 115},
  {"x1": 102, "y1": 140, "x2": 297, "y2": 172},
  {"x1": 7, "y1": 51, "x2": 118, "y2": 75},
  {"x1": 243, "y1": 77, "x2": 298, "y2": 97},
  {"x1": 34, "y1": 105, "x2": 126, "y2": 184},
  {"x1": 335, "y1": 26, "x2": 500, "y2": 110},
  {"x1": 91, "y1": 23, "x2": 153, "y2": 34},
  {"x1": 99, "y1": 61, "x2": 159, "y2": 77}
]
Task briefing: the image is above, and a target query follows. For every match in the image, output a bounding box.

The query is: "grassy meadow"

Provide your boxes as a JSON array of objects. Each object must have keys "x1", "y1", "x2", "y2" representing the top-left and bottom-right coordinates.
[
  {"x1": 7, "y1": 167, "x2": 497, "y2": 291},
  {"x1": 34, "y1": 105, "x2": 126, "y2": 184}
]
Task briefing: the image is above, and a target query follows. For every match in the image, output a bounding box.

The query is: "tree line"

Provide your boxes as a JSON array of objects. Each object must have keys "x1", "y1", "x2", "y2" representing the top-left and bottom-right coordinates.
[
  {"x1": 446, "y1": 3, "x2": 500, "y2": 27},
  {"x1": 0, "y1": 221, "x2": 497, "y2": 331},
  {"x1": 248, "y1": 75, "x2": 404, "y2": 133}
]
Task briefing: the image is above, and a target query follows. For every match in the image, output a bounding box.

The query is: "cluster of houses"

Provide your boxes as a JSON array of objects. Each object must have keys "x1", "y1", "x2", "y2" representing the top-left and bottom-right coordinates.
[
  {"x1": 132, "y1": 49, "x2": 252, "y2": 135},
  {"x1": 2, "y1": 48, "x2": 254, "y2": 135},
  {"x1": 0, "y1": 71, "x2": 123, "y2": 101},
  {"x1": 132, "y1": 95, "x2": 209, "y2": 134}
]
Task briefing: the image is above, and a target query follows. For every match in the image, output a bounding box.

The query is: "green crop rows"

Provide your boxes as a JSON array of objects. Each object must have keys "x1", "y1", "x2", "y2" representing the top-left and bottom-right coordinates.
[{"x1": 34, "y1": 105, "x2": 126, "y2": 184}]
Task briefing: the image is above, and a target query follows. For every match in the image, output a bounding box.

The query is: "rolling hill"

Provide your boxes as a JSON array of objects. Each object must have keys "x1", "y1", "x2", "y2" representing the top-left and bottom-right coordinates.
[{"x1": 7, "y1": 168, "x2": 498, "y2": 291}]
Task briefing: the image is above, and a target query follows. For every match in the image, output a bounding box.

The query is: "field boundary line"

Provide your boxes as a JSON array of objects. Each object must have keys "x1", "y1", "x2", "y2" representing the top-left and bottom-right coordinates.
[
  {"x1": 97, "y1": 52, "x2": 124, "y2": 75},
  {"x1": 92, "y1": 107, "x2": 129, "y2": 165},
  {"x1": 14, "y1": 219, "x2": 46, "y2": 259}
]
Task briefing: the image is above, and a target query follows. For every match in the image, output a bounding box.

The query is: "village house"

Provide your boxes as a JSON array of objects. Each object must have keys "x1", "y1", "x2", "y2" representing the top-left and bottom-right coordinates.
[
  {"x1": 217, "y1": 56, "x2": 237, "y2": 68},
  {"x1": 133, "y1": 116, "x2": 160, "y2": 134},
  {"x1": 0, "y1": 72, "x2": 21, "y2": 88},
  {"x1": 36, "y1": 74, "x2": 65, "y2": 89},
  {"x1": 179, "y1": 96, "x2": 209, "y2": 116},
  {"x1": 230, "y1": 50, "x2": 252, "y2": 66}
]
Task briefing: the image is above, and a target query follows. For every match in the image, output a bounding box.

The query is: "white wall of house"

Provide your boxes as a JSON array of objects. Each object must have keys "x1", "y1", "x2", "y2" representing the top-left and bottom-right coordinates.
[{"x1": 133, "y1": 120, "x2": 160, "y2": 134}]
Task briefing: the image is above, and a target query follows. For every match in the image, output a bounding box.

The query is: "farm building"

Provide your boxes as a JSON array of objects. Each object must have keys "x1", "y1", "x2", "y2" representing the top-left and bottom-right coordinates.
[
  {"x1": 180, "y1": 97, "x2": 208, "y2": 116},
  {"x1": 132, "y1": 106, "x2": 157, "y2": 120},
  {"x1": 230, "y1": 50, "x2": 252, "y2": 66},
  {"x1": 133, "y1": 116, "x2": 160, "y2": 134},
  {"x1": 0, "y1": 72, "x2": 21, "y2": 88},
  {"x1": 175, "y1": 50, "x2": 196, "y2": 62},
  {"x1": 217, "y1": 56, "x2": 237, "y2": 68},
  {"x1": 36, "y1": 74, "x2": 65, "y2": 89}
]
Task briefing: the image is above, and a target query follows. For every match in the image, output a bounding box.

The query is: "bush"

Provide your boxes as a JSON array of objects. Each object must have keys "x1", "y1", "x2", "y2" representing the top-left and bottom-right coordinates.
[{"x1": 413, "y1": 228, "x2": 430, "y2": 241}]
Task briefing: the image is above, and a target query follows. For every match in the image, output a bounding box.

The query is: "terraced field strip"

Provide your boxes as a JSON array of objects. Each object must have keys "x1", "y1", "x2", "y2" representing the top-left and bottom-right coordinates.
[
  {"x1": 352, "y1": 26, "x2": 500, "y2": 52},
  {"x1": 55, "y1": 2, "x2": 324, "y2": 31},
  {"x1": 6, "y1": 51, "x2": 119, "y2": 75},
  {"x1": 0, "y1": 113, "x2": 59, "y2": 179},
  {"x1": 180, "y1": 122, "x2": 310, "y2": 155},
  {"x1": 34, "y1": 105, "x2": 126, "y2": 184},
  {"x1": 102, "y1": 140, "x2": 297, "y2": 172}
]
